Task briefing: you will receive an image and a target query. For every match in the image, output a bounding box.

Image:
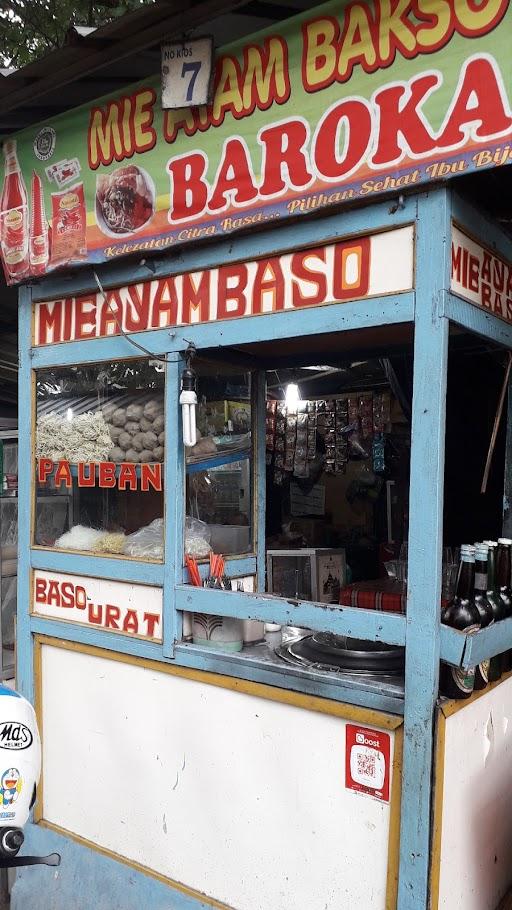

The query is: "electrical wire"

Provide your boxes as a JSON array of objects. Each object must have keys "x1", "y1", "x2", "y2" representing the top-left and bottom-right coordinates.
[{"x1": 93, "y1": 269, "x2": 179, "y2": 365}]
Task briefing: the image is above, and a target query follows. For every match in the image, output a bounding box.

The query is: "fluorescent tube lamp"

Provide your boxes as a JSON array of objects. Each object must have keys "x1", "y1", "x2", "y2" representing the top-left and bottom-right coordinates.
[{"x1": 285, "y1": 382, "x2": 300, "y2": 412}]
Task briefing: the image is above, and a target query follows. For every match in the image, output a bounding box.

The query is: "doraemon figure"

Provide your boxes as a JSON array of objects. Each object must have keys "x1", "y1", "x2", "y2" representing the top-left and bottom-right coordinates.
[{"x1": 0, "y1": 768, "x2": 21, "y2": 807}]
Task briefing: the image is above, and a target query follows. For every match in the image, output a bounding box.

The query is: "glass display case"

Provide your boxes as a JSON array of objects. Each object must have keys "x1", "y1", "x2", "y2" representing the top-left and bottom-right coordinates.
[
  {"x1": 185, "y1": 360, "x2": 253, "y2": 557},
  {"x1": 34, "y1": 358, "x2": 166, "y2": 560}
]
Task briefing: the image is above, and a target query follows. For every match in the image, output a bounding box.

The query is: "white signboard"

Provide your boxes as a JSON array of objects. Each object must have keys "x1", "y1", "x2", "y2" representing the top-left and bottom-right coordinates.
[
  {"x1": 32, "y1": 571, "x2": 162, "y2": 641},
  {"x1": 35, "y1": 225, "x2": 415, "y2": 345},
  {"x1": 451, "y1": 225, "x2": 512, "y2": 324},
  {"x1": 161, "y1": 37, "x2": 213, "y2": 109}
]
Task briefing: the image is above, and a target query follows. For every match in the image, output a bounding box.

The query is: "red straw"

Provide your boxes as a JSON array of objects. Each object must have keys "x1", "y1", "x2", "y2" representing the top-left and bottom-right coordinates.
[{"x1": 185, "y1": 555, "x2": 202, "y2": 587}]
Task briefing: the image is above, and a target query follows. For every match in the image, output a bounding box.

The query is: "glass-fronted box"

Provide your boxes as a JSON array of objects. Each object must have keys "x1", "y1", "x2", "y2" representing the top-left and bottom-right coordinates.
[{"x1": 31, "y1": 323, "x2": 510, "y2": 702}]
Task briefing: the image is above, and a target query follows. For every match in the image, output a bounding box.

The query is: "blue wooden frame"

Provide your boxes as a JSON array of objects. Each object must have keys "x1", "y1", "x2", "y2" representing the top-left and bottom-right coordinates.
[{"x1": 16, "y1": 186, "x2": 512, "y2": 910}]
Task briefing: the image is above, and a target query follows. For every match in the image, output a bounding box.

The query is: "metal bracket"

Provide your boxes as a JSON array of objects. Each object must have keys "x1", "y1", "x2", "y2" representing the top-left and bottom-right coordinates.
[{"x1": 0, "y1": 853, "x2": 61, "y2": 869}]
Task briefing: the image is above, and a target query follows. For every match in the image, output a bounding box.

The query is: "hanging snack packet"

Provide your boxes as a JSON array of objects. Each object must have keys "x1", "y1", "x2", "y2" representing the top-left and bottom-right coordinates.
[{"x1": 50, "y1": 183, "x2": 87, "y2": 267}]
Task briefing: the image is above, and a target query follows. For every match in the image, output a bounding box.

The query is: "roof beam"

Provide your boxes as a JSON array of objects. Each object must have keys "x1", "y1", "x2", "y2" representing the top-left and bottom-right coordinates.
[{"x1": 0, "y1": 0, "x2": 250, "y2": 116}]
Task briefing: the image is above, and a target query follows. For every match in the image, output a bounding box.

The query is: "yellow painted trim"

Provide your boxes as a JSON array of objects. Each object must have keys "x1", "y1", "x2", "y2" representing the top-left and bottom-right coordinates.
[
  {"x1": 33, "y1": 637, "x2": 43, "y2": 824},
  {"x1": 34, "y1": 634, "x2": 403, "y2": 905},
  {"x1": 38, "y1": 819, "x2": 235, "y2": 910},
  {"x1": 385, "y1": 724, "x2": 403, "y2": 910},
  {"x1": 429, "y1": 677, "x2": 512, "y2": 908},
  {"x1": 429, "y1": 707, "x2": 446, "y2": 910},
  {"x1": 439, "y1": 670, "x2": 512, "y2": 719},
  {"x1": 34, "y1": 634, "x2": 403, "y2": 729}
]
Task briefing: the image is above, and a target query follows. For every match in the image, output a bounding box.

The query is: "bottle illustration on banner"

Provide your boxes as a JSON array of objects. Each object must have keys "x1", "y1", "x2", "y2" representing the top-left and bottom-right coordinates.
[
  {"x1": 0, "y1": 140, "x2": 29, "y2": 280},
  {"x1": 29, "y1": 171, "x2": 49, "y2": 276}
]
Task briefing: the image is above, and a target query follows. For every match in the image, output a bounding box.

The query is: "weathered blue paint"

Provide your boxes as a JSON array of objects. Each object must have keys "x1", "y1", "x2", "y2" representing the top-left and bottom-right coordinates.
[
  {"x1": 16, "y1": 186, "x2": 512, "y2": 910},
  {"x1": 460, "y1": 617, "x2": 512, "y2": 667},
  {"x1": 31, "y1": 548, "x2": 165, "y2": 584},
  {"x1": 31, "y1": 290, "x2": 416, "y2": 370},
  {"x1": 176, "y1": 585, "x2": 406, "y2": 645},
  {"x1": 173, "y1": 644, "x2": 405, "y2": 714},
  {"x1": 11, "y1": 824, "x2": 220, "y2": 910},
  {"x1": 440, "y1": 619, "x2": 512, "y2": 668},
  {"x1": 31, "y1": 197, "x2": 416, "y2": 303},
  {"x1": 443, "y1": 292, "x2": 512, "y2": 349},
  {"x1": 163, "y1": 353, "x2": 183, "y2": 657},
  {"x1": 17, "y1": 283, "x2": 34, "y2": 705},
  {"x1": 181, "y1": 557, "x2": 256, "y2": 583},
  {"x1": 29, "y1": 616, "x2": 165, "y2": 662},
  {"x1": 397, "y1": 190, "x2": 450, "y2": 910},
  {"x1": 31, "y1": 547, "x2": 254, "y2": 586}
]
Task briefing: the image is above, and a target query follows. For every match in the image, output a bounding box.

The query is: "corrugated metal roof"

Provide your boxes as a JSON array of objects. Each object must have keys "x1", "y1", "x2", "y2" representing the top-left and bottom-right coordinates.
[{"x1": 0, "y1": 0, "x2": 316, "y2": 136}]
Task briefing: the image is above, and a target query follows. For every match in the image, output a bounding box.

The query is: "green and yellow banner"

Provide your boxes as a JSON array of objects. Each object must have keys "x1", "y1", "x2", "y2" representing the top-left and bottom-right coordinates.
[{"x1": 1, "y1": 0, "x2": 511, "y2": 283}]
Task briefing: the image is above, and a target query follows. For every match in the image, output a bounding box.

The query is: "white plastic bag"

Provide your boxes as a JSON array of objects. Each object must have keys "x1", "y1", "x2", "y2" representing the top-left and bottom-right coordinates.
[
  {"x1": 185, "y1": 516, "x2": 211, "y2": 558},
  {"x1": 123, "y1": 518, "x2": 164, "y2": 559}
]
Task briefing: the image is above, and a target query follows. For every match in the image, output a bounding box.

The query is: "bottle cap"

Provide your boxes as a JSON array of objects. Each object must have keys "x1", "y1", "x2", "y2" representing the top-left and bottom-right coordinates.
[
  {"x1": 483, "y1": 540, "x2": 497, "y2": 547},
  {"x1": 460, "y1": 545, "x2": 475, "y2": 560},
  {"x1": 498, "y1": 538, "x2": 512, "y2": 545}
]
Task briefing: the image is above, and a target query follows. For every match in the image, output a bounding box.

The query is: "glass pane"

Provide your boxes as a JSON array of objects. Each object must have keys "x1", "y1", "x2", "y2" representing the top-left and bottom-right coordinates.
[
  {"x1": 185, "y1": 361, "x2": 252, "y2": 557},
  {"x1": 268, "y1": 553, "x2": 312, "y2": 600},
  {"x1": 35, "y1": 359, "x2": 165, "y2": 560}
]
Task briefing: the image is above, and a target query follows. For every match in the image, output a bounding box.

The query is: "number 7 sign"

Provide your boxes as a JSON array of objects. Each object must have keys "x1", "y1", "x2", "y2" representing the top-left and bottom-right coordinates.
[{"x1": 161, "y1": 37, "x2": 214, "y2": 110}]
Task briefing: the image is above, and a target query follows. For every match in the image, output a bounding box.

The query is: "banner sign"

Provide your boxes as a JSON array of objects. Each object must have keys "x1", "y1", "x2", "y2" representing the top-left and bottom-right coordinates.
[
  {"x1": 451, "y1": 225, "x2": 512, "y2": 323},
  {"x1": 3, "y1": 0, "x2": 511, "y2": 284},
  {"x1": 34, "y1": 225, "x2": 414, "y2": 345},
  {"x1": 32, "y1": 570, "x2": 163, "y2": 640}
]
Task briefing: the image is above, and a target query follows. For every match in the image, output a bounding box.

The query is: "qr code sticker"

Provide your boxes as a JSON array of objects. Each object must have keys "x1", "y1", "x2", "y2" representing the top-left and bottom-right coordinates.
[
  {"x1": 357, "y1": 750, "x2": 377, "y2": 781},
  {"x1": 350, "y1": 745, "x2": 385, "y2": 790}
]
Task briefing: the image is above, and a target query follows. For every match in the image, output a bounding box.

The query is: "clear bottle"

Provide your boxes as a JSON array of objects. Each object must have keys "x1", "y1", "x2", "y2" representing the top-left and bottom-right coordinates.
[
  {"x1": 473, "y1": 543, "x2": 494, "y2": 689},
  {"x1": 440, "y1": 545, "x2": 480, "y2": 699},
  {"x1": 0, "y1": 140, "x2": 29, "y2": 280}
]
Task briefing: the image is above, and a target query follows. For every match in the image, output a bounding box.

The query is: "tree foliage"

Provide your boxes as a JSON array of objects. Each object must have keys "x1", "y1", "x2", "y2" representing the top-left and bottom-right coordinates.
[{"x1": 0, "y1": 1, "x2": 153, "y2": 67}]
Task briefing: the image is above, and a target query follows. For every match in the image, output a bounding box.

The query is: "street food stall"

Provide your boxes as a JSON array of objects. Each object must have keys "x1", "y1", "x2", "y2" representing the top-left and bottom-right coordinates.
[{"x1": 5, "y1": 1, "x2": 512, "y2": 908}]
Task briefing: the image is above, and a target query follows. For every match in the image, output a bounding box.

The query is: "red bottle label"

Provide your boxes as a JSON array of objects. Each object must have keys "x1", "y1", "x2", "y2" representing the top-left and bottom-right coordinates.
[
  {"x1": 30, "y1": 234, "x2": 48, "y2": 269},
  {"x1": 1, "y1": 205, "x2": 28, "y2": 275}
]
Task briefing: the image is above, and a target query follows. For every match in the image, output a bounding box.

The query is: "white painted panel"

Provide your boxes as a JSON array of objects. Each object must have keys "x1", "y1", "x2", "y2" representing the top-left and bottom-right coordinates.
[
  {"x1": 33, "y1": 571, "x2": 162, "y2": 641},
  {"x1": 368, "y1": 226, "x2": 414, "y2": 296},
  {"x1": 450, "y1": 225, "x2": 512, "y2": 324},
  {"x1": 438, "y1": 677, "x2": 512, "y2": 910},
  {"x1": 41, "y1": 645, "x2": 395, "y2": 910},
  {"x1": 35, "y1": 226, "x2": 414, "y2": 345}
]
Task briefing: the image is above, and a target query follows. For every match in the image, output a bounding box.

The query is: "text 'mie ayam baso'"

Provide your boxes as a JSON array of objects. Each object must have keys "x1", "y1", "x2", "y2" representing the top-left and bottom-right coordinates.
[{"x1": 34, "y1": 227, "x2": 415, "y2": 344}]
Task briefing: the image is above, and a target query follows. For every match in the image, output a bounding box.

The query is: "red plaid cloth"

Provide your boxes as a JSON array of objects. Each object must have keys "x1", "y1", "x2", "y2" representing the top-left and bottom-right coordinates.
[
  {"x1": 339, "y1": 581, "x2": 405, "y2": 613},
  {"x1": 340, "y1": 582, "x2": 448, "y2": 614}
]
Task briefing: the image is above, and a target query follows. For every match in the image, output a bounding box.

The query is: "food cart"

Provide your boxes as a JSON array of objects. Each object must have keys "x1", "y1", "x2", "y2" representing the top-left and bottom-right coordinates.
[{"x1": 6, "y1": 1, "x2": 512, "y2": 908}]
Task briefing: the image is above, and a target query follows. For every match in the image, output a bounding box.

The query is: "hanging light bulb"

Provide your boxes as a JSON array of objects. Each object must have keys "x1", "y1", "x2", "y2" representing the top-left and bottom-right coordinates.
[
  {"x1": 285, "y1": 382, "x2": 300, "y2": 413},
  {"x1": 180, "y1": 347, "x2": 198, "y2": 447}
]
